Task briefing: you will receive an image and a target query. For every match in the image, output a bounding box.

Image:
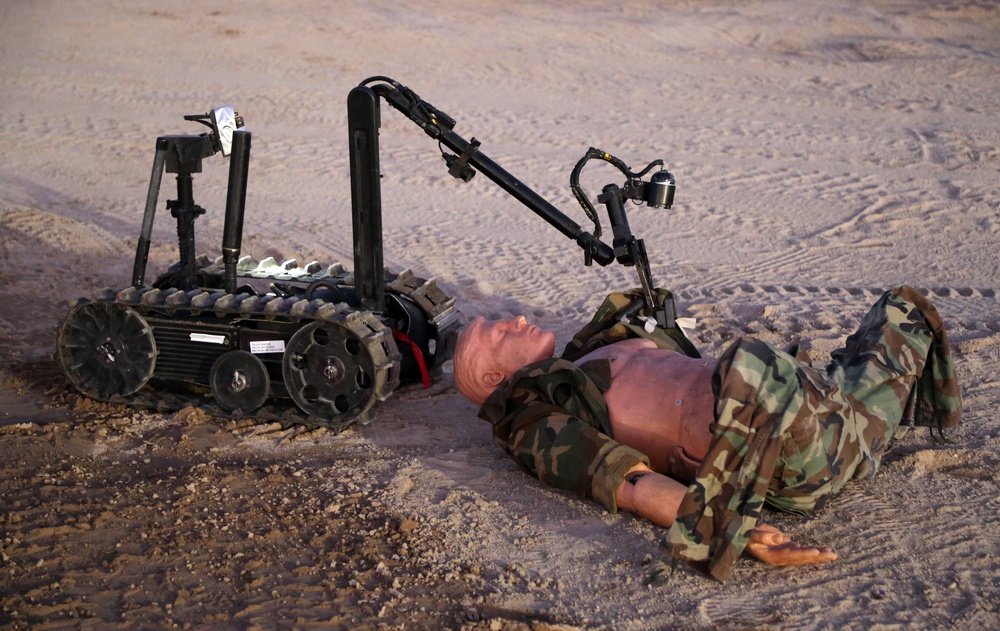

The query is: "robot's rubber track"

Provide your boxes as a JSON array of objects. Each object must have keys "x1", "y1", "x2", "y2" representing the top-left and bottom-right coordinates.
[{"x1": 68, "y1": 256, "x2": 459, "y2": 433}]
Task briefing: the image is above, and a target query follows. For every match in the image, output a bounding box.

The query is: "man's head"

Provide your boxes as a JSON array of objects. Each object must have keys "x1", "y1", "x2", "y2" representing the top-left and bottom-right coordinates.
[{"x1": 453, "y1": 315, "x2": 557, "y2": 405}]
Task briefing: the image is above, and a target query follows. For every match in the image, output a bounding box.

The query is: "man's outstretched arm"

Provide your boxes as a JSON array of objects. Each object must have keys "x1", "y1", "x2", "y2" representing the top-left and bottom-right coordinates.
[{"x1": 615, "y1": 464, "x2": 838, "y2": 567}]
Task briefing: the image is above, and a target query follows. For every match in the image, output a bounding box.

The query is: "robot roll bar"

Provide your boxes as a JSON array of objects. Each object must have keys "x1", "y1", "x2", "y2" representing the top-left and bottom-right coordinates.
[
  {"x1": 132, "y1": 138, "x2": 169, "y2": 288},
  {"x1": 222, "y1": 129, "x2": 251, "y2": 294}
]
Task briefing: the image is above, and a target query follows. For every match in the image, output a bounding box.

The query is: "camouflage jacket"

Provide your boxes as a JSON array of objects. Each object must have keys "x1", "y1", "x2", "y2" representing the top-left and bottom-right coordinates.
[{"x1": 479, "y1": 286, "x2": 962, "y2": 581}]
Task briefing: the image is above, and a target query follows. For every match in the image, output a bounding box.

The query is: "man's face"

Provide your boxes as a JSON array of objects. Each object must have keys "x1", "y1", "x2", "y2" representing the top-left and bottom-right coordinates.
[{"x1": 474, "y1": 316, "x2": 556, "y2": 376}]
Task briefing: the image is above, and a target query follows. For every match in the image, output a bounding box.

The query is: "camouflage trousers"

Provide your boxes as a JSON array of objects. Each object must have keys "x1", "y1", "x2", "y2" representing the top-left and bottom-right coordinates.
[{"x1": 665, "y1": 287, "x2": 952, "y2": 581}]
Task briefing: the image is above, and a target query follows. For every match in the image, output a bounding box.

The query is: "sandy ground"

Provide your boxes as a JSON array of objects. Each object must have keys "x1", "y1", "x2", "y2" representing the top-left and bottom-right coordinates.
[{"x1": 2, "y1": 0, "x2": 1000, "y2": 628}]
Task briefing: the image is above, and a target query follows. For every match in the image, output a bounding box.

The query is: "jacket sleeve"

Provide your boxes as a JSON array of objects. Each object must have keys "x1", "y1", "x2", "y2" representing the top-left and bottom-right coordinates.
[{"x1": 478, "y1": 359, "x2": 649, "y2": 512}]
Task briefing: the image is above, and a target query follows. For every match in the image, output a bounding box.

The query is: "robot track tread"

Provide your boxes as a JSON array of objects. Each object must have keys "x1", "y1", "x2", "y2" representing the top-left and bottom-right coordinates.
[{"x1": 58, "y1": 258, "x2": 460, "y2": 433}]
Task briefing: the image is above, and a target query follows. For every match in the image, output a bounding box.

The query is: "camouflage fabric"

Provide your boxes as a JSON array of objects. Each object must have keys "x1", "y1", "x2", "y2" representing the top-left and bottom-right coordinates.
[
  {"x1": 480, "y1": 357, "x2": 651, "y2": 511},
  {"x1": 665, "y1": 286, "x2": 962, "y2": 581},
  {"x1": 561, "y1": 287, "x2": 700, "y2": 361},
  {"x1": 478, "y1": 286, "x2": 961, "y2": 582}
]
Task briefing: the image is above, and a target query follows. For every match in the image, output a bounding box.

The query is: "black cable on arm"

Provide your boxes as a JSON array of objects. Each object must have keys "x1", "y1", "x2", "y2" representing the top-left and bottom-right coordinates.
[
  {"x1": 628, "y1": 159, "x2": 664, "y2": 179},
  {"x1": 570, "y1": 149, "x2": 663, "y2": 238},
  {"x1": 570, "y1": 148, "x2": 604, "y2": 238}
]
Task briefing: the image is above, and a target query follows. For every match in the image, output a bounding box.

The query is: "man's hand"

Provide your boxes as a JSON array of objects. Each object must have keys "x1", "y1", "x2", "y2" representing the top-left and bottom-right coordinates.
[{"x1": 745, "y1": 524, "x2": 838, "y2": 566}]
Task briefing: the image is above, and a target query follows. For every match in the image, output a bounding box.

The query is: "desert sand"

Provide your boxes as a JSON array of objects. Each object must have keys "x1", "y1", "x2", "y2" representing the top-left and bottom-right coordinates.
[{"x1": 2, "y1": 1, "x2": 999, "y2": 629}]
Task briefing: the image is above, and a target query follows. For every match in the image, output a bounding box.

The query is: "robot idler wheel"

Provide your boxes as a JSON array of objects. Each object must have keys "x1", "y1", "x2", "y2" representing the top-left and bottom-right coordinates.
[
  {"x1": 282, "y1": 321, "x2": 382, "y2": 424},
  {"x1": 56, "y1": 302, "x2": 157, "y2": 400},
  {"x1": 210, "y1": 350, "x2": 270, "y2": 414}
]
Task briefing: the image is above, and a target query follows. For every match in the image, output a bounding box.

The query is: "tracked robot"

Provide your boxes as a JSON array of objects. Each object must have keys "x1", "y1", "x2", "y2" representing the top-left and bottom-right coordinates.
[{"x1": 56, "y1": 76, "x2": 679, "y2": 431}]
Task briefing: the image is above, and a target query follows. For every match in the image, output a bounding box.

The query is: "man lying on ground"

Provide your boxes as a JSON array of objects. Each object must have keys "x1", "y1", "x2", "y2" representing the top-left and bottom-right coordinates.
[{"x1": 453, "y1": 286, "x2": 961, "y2": 581}]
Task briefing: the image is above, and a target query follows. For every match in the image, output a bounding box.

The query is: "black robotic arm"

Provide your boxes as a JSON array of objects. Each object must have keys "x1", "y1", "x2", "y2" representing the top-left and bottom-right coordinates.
[{"x1": 349, "y1": 76, "x2": 677, "y2": 327}]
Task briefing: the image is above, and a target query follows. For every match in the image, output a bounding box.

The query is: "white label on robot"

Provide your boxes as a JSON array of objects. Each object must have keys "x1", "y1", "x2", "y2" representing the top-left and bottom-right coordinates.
[
  {"x1": 250, "y1": 340, "x2": 285, "y2": 354},
  {"x1": 189, "y1": 333, "x2": 227, "y2": 345}
]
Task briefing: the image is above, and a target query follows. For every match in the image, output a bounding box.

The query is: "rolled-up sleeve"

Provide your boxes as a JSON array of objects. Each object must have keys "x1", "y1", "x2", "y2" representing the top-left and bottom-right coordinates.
[{"x1": 590, "y1": 443, "x2": 649, "y2": 512}]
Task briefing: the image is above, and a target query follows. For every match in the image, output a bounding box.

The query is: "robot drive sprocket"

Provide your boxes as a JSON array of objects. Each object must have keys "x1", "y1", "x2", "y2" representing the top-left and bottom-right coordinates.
[
  {"x1": 56, "y1": 302, "x2": 158, "y2": 401},
  {"x1": 282, "y1": 312, "x2": 398, "y2": 426}
]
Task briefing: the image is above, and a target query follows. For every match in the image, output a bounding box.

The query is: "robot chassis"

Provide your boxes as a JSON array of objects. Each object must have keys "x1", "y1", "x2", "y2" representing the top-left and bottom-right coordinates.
[{"x1": 56, "y1": 76, "x2": 678, "y2": 432}]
